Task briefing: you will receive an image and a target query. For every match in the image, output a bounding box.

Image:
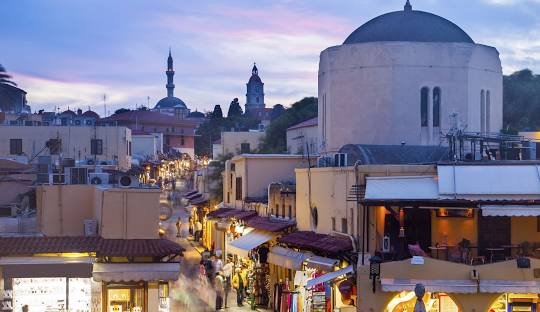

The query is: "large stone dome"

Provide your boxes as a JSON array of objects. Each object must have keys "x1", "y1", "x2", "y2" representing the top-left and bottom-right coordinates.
[
  {"x1": 344, "y1": 2, "x2": 473, "y2": 45},
  {"x1": 155, "y1": 96, "x2": 187, "y2": 109}
]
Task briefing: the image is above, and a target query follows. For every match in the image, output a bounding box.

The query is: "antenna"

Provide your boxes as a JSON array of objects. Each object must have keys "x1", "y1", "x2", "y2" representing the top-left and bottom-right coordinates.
[
  {"x1": 103, "y1": 94, "x2": 107, "y2": 117},
  {"x1": 147, "y1": 96, "x2": 150, "y2": 108}
]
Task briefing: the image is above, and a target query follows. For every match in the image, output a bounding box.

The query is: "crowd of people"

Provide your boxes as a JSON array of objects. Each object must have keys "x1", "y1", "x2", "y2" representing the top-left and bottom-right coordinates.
[{"x1": 198, "y1": 251, "x2": 249, "y2": 311}]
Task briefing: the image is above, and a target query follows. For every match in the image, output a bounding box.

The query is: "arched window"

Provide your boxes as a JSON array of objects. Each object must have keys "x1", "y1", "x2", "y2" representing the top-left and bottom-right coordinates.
[
  {"x1": 480, "y1": 90, "x2": 486, "y2": 132},
  {"x1": 256, "y1": 97, "x2": 259, "y2": 103},
  {"x1": 486, "y1": 90, "x2": 491, "y2": 133},
  {"x1": 433, "y1": 87, "x2": 441, "y2": 127},
  {"x1": 421, "y1": 87, "x2": 429, "y2": 127}
]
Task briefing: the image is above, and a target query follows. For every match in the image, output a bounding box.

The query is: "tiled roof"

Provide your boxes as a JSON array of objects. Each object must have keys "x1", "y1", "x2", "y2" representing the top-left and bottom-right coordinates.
[
  {"x1": 0, "y1": 237, "x2": 184, "y2": 257},
  {"x1": 279, "y1": 231, "x2": 353, "y2": 255},
  {"x1": 206, "y1": 208, "x2": 257, "y2": 220},
  {"x1": 287, "y1": 117, "x2": 318, "y2": 131},
  {"x1": 245, "y1": 216, "x2": 295, "y2": 232},
  {"x1": 100, "y1": 110, "x2": 199, "y2": 127}
]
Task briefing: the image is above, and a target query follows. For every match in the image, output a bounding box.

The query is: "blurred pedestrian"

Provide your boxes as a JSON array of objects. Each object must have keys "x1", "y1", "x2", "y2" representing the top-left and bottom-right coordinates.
[
  {"x1": 215, "y1": 271, "x2": 224, "y2": 310},
  {"x1": 175, "y1": 217, "x2": 182, "y2": 237},
  {"x1": 222, "y1": 259, "x2": 233, "y2": 308},
  {"x1": 232, "y1": 267, "x2": 247, "y2": 306},
  {"x1": 195, "y1": 220, "x2": 202, "y2": 242}
]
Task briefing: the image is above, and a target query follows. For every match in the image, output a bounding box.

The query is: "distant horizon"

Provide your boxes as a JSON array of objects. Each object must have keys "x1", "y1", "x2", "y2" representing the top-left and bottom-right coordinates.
[{"x1": 1, "y1": 0, "x2": 539, "y2": 114}]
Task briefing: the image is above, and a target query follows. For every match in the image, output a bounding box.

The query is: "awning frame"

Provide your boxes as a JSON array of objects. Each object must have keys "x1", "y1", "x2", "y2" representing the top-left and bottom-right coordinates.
[
  {"x1": 92, "y1": 262, "x2": 180, "y2": 282},
  {"x1": 305, "y1": 265, "x2": 354, "y2": 289},
  {"x1": 380, "y1": 278, "x2": 478, "y2": 294}
]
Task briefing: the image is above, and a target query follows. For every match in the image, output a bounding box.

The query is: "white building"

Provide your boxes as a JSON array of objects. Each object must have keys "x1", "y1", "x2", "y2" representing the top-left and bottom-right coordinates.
[
  {"x1": 286, "y1": 117, "x2": 318, "y2": 155},
  {"x1": 132, "y1": 132, "x2": 163, "y2": 161},
  {"x1": 319, "y1": 1, "x2": 502, "y2": 153}
]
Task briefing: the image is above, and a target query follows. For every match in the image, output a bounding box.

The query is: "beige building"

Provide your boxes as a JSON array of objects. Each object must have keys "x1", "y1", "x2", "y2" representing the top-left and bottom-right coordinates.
[
  {"x1": 295, "y1": 164, "x2": 436, "y2": 237},
  {"x1": 213, "y1": 131, "x2": 265, "y2": 158},
  {"x1": 222, "y1": 154, "x2": 312, "y2": 211},
  {"x1": 37, "y1": 184, "x2": 160, "y2": 239},
  {"x1": 0, "y1": 184, "x2": 181, "y2": 312},
  {"x1": 0, "y1": 125, "x2": 132, "y2": 171},
  {"x1": 286, "y1": 117, "x2": 318, "y2": 155}
]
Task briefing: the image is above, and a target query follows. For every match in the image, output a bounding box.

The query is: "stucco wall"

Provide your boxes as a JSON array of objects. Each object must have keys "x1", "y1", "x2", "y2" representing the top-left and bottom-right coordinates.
[
  {"x1": 222, "y1": 155, "x2": 311, "y2": 209},
  {"x1": 37, "y1": 185, "x2": 160, "y2": 238},
  {"x1": 0, "y1": 125, "x2": 132, "y2": 170},
  {"x1": 295, "y1": 165, "x2": 436, "y2": 240},
  {"x1": 132, "y1": 133, "x2": 163, "y2": 160},
  {"x1": 221, "y1": 131, "x2": 265, "y2": 156},
  {"x1": 286, "y1": 125, "x2": 318, "y2": 155},
  {"x1": 318, "y1": 42, "x2": 502, "y2": 153}
]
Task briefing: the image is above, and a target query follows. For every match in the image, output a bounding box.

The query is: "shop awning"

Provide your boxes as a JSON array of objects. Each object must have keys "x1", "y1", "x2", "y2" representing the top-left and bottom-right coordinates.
[
  {"x1": 268, "y1": 247, "x2": 310, "y2": 270},
  {"x1": 305, "y1": 255, "x2": 338, "y2": 271},
  {"x1": 92, "y1": 263, "x2": 180, "y2": 282},
  {"x1": 228, "y1": 230, "x2": 276, "y2": 258},
  {"x1": 365, "y1": 176, "x2": 439, "y2": 200},
  {"x1": 381, "y1": 278, "x2": 477, "y2": 294},
  {"x1": 480, "y1": 280, "x2": 540, "y2": 293},
  {"x1": 305, "y1": 265, "x2": 354, "y2": 289},
  {"x1": 481, "y1": 205, "x2": 540, "y2": 217}
]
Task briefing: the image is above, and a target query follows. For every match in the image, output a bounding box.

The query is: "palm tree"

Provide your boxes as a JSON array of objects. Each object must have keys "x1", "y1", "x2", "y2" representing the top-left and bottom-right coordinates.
[{"x1": 0, "y1": 64, "x2": 17, "y2": 86}]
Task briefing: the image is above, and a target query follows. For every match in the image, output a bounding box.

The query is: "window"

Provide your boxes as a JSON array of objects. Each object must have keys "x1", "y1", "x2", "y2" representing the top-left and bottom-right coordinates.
[
  {"x1": 282, "y1": 204, "x2": 285, "y2": 218},
  {"x1": 331, "y1": 217, "x2": 336, "y2": 231},
  {"x1": 171, "y1": 127, "x2": 175, "y2": 132},
  {"x1": 288, "y1": 205, "x2": 292, "y2": 219},
  {"x1": 235, "y1": 177, "x2": 242, "y2": 200},
  {"x1": 91, "y1": 139, "x2": 103, "y2": 155},
  {"x1": 341, "y1": 218, "x2": 348, "y2": 234},
  {"x1": 433, "y1": 87, "x2": 441, "y2": 127},
  {"x1": 86, "y1": 120, "x2": 92, "y2": 125},
  {"x1": 181, "y1": 135, "x2": 185, "y2": 146},
  {"x1": 256, "y1": 97, "x2": 259, "y2": 103},
  {"x1": 230, "y1": 174, "x2": 233, "y2": 189},
  {"x1": 74, "y1": 120, "x2": 81, "y2": 126},
  {"x1": 24, "y1": 120, "x2": 32, "y2": 126},
  {"x1": 480, "y1": 90, "x2": 486, "y2": 132},
  {"x1": 9, "y1": 139, "x2": 22, "y2": 155},
  {"x1": 240, "y1": 143, "x2": 250, "y2": 154},
  {"x1": 421, "y1": 87, "x2": 429, "y2": 127},
  {"x1": 275, "y1": 204, "x2": 279, "y2": 217},
  {"x1": 128, "y1": 141, "x2": 132, "y2": 156}
]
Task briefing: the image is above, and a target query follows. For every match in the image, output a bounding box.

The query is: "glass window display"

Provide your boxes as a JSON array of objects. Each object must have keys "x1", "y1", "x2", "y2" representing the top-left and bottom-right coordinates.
[{"x1": 107, "y1": 283, "x2": 145, "y2": 312}]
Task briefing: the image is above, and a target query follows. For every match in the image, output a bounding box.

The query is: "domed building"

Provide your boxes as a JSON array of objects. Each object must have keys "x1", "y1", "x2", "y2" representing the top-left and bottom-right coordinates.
[
  {"x1": 318, "y1": 0, "x2": 502, "y2": 153},
  {"x1": 154, "y1": 50, "x2": 190, "y2": 118}
]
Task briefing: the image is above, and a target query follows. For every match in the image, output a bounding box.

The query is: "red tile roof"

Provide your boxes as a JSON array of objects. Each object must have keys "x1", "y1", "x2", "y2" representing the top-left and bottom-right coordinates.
[
  {"x1": 279, "y1": 231, "x2": 353, "y2": 255},
  {"x1": 287, "y1": 117, "x2": 318, "y2": 131},
  {"x1": 0, "y1": 237, "x2": 184, "y2": 257},
  {"x1": 206, "y1": 208, "x2": 257, "y2": 220},
  {"x1": 100, "y1": 110, "x2": 200, "y2": 127},
  {"x1": 245, "y1": 216, "x2": 295, "y2": 232}
]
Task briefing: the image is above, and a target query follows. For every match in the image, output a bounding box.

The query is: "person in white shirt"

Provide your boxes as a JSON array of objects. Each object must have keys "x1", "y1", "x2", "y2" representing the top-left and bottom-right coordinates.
[{"x1": 222, "y1": 259, "x2": 234, "y2": 308}]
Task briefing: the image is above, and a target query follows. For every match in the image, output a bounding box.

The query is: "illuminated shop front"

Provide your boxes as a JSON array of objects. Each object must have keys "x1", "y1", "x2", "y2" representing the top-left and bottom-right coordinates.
[
  {"x1": 385, "y1": 291, "x2": 460, "y2": 312},
  {"x1": 489, "y1": 293, "x2": 539, "y2": 312}
]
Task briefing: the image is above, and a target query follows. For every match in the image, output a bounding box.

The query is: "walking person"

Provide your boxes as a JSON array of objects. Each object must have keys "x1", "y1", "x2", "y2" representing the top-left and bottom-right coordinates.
[
  {"x1": 222, "y1": 259, "x2": 234, "y2": 308},
  {"x1": 175, "y1": 217, "x2": 182, "y2": 238},
  {"x1": 232, "y1": 267, "x2": 247, "y2": 307},
  {"x1": 215, "y1": 271, "x2": 225, "y2": 310},
  {"x1": 195, "y1": 220, "x2": 202, "y2": 242}
]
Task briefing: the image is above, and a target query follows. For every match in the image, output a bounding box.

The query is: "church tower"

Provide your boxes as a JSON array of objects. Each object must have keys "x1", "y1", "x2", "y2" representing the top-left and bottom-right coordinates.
[
  {"x1": 166, "y1": 49, "x2": 175, "y2": 98},
  {"x1": 245, "y1": 63, "x2": 265, "y2": 111}
]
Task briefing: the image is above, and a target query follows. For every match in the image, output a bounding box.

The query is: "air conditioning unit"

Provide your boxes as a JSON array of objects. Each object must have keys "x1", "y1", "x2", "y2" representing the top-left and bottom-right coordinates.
[
  {"x1": 89, "y1": 172, "x2": 109, "y2": 185},
  {"x1": 68, "y1": 167, "x2": 88, "y2": 185},
  {"x1": 83, "y1": 219, "x2": 98, "y2": 237},
  {"x1": 49, "y1": 173, "x2": 65, "y2": 185},
  {"x1": 317, "y1": 156, "x2": 333, "y2": 168},
  {"x1": 334, "y1": 153, "x2": 348, "y2": 167},
  {"x1": 118, "y1": 175, "x2": 140, "y2": 188}
]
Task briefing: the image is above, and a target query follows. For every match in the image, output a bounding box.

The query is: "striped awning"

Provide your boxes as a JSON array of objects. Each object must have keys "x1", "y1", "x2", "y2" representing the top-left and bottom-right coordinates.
[
  {"x1": 228, "y1": 230, "x2": 276, "y2": 258},
  {"x1": 268, "y1": 247, "x2": 310, "y2": 270},
  {"x1": 480, "y1": 280, "x2": 540, "y2": 293},
  {"x1": 92, "y1": 263, "x2": 180, "y2": 282},
  {"x1": 481, "y1": 205, "x2": 540, "y2": 217}
]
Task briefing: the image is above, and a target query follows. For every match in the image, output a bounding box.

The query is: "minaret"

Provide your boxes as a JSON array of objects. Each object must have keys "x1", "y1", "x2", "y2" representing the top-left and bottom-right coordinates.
[
  {"x1": 404, "y1": 0, "x2": 412, "y2": 11},
  {"x1": 166, "y1": 49, "x2": 175, "y2": 98}
]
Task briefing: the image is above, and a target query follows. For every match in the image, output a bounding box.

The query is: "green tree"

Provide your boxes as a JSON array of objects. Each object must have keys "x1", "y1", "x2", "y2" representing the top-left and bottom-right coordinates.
[
  {"x1": 227, "y1": 98, "x2": 243, "y2": 117},
  {"x1": 270, "y1": 104, "x2": 285, "y2": 120},
  {"x1": 206, "y1": 153, "x2": 233, "y2": 202},
  {"x1": 0, "y1": 64, "x2": 16, "y2": 86},
  {"x1": 259, "y1": 97, "x2": 317, "y2": 153},
  {"x1": 212, "y1": 104, "x2": 223, "y2": 119},
  {"x1": 503, "y1": 69, "x2": 540, "y2": 131}
]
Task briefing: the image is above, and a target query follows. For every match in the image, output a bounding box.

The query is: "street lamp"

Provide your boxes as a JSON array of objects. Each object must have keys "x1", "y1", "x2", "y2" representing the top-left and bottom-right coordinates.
[{"x1": 369, "y1": 255, "x2": 382, "y2": 293}]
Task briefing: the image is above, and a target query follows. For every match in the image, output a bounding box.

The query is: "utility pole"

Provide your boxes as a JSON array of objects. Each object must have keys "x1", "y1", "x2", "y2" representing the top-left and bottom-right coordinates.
[{"x1": 103, "y1": 94, "x2": 107, "y2": 117}]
